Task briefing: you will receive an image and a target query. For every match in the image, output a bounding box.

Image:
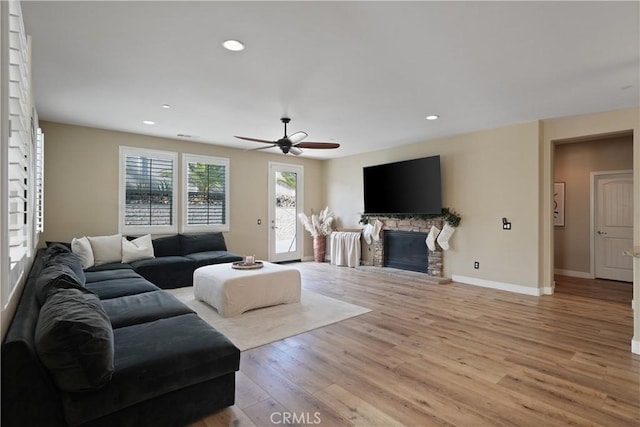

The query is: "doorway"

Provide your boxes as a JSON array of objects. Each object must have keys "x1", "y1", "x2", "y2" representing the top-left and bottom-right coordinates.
[
  {"x1": 268, "y1": 162, "x2": 304, "y2": 263},
  {"x1": 553, "y1": 132, "x2": 634, "y2": 281}
]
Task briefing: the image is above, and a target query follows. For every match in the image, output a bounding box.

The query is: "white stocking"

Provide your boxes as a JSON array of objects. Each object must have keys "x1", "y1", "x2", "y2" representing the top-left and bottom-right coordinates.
[
  {"x1": 371, "y1": 219, "x2": 383, "y2": 241},
  {"x1": 425, "y1": 225, "x2": 440, "y2": 251},
  {"x1": 436, "y1": 223, "x2": 456, "y2": 251},
  {"x1": 362, "y1": 223, "x2": 373, "y2": 244}
]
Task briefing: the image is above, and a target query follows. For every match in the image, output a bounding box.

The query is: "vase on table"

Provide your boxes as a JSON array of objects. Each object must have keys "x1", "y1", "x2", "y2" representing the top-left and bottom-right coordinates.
[{"x1": 313, "y1": 235, "x2": 326, "y2": 262}]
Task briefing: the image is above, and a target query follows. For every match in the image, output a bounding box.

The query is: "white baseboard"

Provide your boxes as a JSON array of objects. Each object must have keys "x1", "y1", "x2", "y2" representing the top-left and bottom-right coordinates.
[
  {"x1": 542, "y1": 283, "x2": 555, "y2": 295},
  {"x1": 554, "y1": 269, "x2": 594, "y2": 279},
  {"x1": 632, "y1": 338, "x2": 640, "y2": 355},
  {"x1": 451, "y1": 275, "x2": 543, "y2": 296}
]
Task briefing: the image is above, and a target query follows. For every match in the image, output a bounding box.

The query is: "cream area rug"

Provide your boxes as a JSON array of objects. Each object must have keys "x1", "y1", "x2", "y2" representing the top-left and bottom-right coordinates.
[{"x1": 167, "y1": 287, "x2": 371, "y2": 351}]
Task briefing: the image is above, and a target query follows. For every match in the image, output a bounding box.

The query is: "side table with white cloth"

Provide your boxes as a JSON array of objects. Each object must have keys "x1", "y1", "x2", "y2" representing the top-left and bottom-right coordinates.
[{"x1": 330, "y1": 231, "x2": 361, "y2": 267}]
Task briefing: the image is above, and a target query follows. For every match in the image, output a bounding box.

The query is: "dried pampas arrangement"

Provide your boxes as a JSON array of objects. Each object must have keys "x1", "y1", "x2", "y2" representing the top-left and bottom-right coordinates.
[{"x1": 298, "y1": 206, "x2": 335, "y2": 237}]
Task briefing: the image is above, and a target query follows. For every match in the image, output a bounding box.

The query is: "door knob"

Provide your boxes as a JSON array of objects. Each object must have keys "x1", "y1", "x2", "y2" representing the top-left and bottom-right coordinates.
[{"x1": 597, "y1": 230, "x2": 607, "y2": 235}]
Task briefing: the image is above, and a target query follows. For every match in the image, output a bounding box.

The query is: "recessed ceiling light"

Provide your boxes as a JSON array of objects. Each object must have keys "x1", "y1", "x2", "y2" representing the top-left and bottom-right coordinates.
[
  {"x1": 143, "y1": 120, "x2": 155, "y2": 125},
  {"x1": 222, "y1": 39, "x2": 245, "y2": 51},
  {"x1": 162, "y1": 104, "x2": 171, "y2": 109},
  {"x1": 426, "y1": 115, "x2": 439, "y2": 121}
]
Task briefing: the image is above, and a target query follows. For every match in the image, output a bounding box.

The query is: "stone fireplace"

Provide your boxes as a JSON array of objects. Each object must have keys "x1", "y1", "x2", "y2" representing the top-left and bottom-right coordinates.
[{"x1": 371, "y1": 217, "x2": 444, "y2": 277}]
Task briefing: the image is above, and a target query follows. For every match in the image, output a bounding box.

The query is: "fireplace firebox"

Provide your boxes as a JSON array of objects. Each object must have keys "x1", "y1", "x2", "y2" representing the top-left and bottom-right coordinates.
[{"x1": 383, "y1": 230, "x2": 429, "y2": 273}]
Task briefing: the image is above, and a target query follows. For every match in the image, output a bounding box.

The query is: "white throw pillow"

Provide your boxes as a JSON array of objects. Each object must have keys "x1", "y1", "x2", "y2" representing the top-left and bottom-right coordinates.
[
  {"x1": 88, "y1": 234, "x2": 123, "y2": 266},
  {"x1": 71, "y1": 236, "x2": 95, "y2": 269},
  {"x1": 121, "y1": 234, "x2": 155, "y2": 263}
]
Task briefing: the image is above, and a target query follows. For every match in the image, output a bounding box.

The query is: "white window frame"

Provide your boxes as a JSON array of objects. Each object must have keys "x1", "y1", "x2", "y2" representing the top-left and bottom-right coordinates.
[
  {"x1": 2, "y1": 0, "x2": 35, "y2": 308},
  {"x1": 119, "y1": 146, "x2": 178, "y2": 235},
  {"x1": 182, "y1": 153, "x2": 230, "y2": 233}
]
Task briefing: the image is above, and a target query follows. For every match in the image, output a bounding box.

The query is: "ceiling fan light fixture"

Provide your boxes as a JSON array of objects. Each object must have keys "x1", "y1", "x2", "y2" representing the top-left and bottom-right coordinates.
[
  {"x1": 289, "y1": 146, "x2": 303, "y2": 156},
  {"x1": 222, "y1": 39, "x2": 245, "y2": 51},
  {"x1": 426, "y1": 115, "x2": 439, "y2": 121},
  {"x1": 288, "y1": 131, "x2": 308, "y2": 144}
]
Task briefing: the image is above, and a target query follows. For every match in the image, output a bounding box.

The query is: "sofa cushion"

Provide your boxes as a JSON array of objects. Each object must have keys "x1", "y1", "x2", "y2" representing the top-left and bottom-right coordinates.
[
  {"x1": 60, "y1": 313, "x2": 240, "y2": 426},
  {"x1": 101, "y1": 291, "x2": 194, "y2": 329},
  {"x1": 45, "y1": 251, "x2": 86, "y2": 285},
  {"x1": 85, "y1": 269, "x2": 145, "y2": 284},
  {"x1": 35, "y1": 288, "x2": 114, "y2": 393},
  {"x1": 42, "y1": 244, "x2": 85, "y2": 282},
  {"x1": 130, "y1": 256, "x2": 195, "y2": 289},
  {"x1": 71, "y1": 236, "x2": 95, "y2": 269},
  {"x1": 151, "y1": 235, "x2": 182, "y2": 257},
  {"x1": 184, "y1": 251, "x2": 243, "y2": 268},
  {"x1": 85, "y1": 262, "x2": 133, "y2": 272},
  {"x1": 122, "y1": 234, "x2": 155, "y2": 263},
  {"x1": 88, "y1": 234, "x2": 123, "y2": 266},
  {"x1": 35, "y1": 246, "x2": 87, "y2": 305},
  {"x1": 85, "y1": 277, "x2": 160, "y2": 300},
  {"x1": 180, "y1": 232, "x2": 227, "y2": 256},
  {"x1": 35, "y1": 265, "x2": 86, "y2": 306},
  {"x1": 45, "y1": 241, "x2": 72, "y2": 249}
]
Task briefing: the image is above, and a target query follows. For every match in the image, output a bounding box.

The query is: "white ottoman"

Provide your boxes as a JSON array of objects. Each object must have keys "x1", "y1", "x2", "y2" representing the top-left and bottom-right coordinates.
[{"x1": 193, "y1": 262, "x2": 301, "y2": 317}]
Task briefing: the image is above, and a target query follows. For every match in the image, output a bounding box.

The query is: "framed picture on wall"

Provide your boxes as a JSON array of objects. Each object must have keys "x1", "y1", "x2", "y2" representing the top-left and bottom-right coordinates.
[{"x1": 554, "y1": 182, "x2": 565, "y2": 226}]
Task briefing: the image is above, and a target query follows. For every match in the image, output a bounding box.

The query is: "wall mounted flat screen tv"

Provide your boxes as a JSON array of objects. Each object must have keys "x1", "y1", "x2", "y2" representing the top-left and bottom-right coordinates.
[{"x1": 363, "y1": 155, "x2": 442, "y2": 215}]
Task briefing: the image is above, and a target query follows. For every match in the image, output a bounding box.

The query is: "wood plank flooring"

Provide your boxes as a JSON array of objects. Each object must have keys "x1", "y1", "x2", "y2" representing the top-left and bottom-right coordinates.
[{"x1": 190, "y1": 265, "x2": 639, "y2": 427}]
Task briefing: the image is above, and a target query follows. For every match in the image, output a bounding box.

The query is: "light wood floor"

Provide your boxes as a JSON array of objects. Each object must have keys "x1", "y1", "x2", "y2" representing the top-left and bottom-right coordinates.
[{"x1": 191, "y1": 264, "x2": 639, "y2": 427}]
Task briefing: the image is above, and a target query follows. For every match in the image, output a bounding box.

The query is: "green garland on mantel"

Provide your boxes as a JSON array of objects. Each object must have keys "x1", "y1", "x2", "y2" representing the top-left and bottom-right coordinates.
[{"x1": 359, "y1": 208, "x2": 461, "y2": 228}]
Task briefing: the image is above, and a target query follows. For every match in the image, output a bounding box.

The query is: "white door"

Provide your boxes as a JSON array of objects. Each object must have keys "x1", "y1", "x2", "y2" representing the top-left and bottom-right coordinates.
[
  {"x1": 594, "y1": 172, "x2": 633, "y2": 282},
  {"x1": 268, "y1": 162, "x2": 304, "y2": 262}
]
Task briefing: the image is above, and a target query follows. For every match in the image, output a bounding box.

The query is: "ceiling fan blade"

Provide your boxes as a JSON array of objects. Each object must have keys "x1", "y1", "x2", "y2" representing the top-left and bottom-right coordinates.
[
  {"x1": 235, "y1": 136, "x2": 276, "y2": 144},
  {"x1": 289, "y1": 146, "x2": 303, "y2": 156},
  {"x1": 295, "y1": 142, "x2": 340, "y2": 149},
  {"x1": 288, "y1": 131, "x2": 307, "y2": 144},
  {"x1": 247, "y1": 144, "x2": 277, "y2": 152}
]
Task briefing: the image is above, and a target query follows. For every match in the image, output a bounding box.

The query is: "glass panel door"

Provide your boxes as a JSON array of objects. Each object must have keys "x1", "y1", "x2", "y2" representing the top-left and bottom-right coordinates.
[{"x1": 268, "y1": 163, "x2": 303, "y2": 262}]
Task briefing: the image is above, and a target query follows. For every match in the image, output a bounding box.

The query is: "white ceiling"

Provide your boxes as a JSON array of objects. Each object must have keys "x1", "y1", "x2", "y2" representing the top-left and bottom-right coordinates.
[{"x1": 21, "y1": 1, "x2": 639, "y2": 159}]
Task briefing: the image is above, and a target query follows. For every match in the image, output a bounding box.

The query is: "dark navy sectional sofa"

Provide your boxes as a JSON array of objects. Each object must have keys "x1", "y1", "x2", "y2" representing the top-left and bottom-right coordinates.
[
  {"x1": 1, "y1": 234, "x2": 243, "y2": 426},
  {"x1": 86, "y1": 232, "x2": 243, "y2": 289}
]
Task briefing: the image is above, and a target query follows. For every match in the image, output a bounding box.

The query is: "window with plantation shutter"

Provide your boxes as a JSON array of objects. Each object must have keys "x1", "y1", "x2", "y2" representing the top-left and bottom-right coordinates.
[
  {"x1": 4, "y1": 0, "x2": 34, "y2": 305},
  {"x1": 119, "y1": 147, "x2": 178, "y2": 235},
  {"x1": 182, "y1": 154, "x2": 230, "y2": 232}
]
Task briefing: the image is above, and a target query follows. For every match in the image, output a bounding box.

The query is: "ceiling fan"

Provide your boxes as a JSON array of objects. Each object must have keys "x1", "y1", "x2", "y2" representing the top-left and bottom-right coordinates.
[{"x1": 235, "y1": 117, "x2": 340, "y2": 155}]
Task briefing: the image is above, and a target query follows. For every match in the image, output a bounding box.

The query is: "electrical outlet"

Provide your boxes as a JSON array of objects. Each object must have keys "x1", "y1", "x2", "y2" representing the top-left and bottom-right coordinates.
[{"x1": 474, "y1": 261, "x2": 480, "y2": 269}]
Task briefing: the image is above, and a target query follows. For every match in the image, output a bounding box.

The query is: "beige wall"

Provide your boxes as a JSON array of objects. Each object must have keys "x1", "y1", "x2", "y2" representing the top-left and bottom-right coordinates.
[
  {"x1": 326, "y1": 121, "x2": 542, "y2": 289},
  {"x1": 554, "y1": 135, "x2": 633, "y2": 273},
  {"x1": 40, "y1": 121, "x2": 326, "y2": 260}
]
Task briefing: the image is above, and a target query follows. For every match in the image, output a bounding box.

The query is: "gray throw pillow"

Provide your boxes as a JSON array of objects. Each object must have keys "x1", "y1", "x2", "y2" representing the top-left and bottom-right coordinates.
[{"x1": 35, "y1": 288, "x2": 114, "y2": 392}]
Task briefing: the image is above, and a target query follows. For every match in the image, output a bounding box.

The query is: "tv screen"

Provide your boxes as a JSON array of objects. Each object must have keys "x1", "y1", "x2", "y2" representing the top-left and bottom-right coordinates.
[{"x1": 363, "y1": 155, "x2": 442, "y2": 215}]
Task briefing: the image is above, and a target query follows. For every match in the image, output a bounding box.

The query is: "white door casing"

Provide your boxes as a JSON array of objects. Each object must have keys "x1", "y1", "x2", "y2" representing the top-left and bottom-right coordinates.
[{"x1": 593, "y1": 171, "x2": 633, "y2": 282}]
